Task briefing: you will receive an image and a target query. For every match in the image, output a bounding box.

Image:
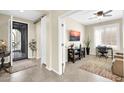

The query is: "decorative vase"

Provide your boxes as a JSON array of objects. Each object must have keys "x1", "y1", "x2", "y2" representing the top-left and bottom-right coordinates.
[
  {"x1": 32, "y1": 51, "x2": 36, "y2": 59},
  {"x1": 86, "y1": 47, "x2": 90, "y2": 55},
  {"x1": 70, "y1": 44, "x2": 74, "y2": 49}
]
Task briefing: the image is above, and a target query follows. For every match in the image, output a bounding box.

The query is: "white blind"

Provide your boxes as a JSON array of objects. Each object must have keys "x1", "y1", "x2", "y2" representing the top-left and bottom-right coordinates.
[{"x1": 94, "y1": 24, "x2": 120, "y2": 50}]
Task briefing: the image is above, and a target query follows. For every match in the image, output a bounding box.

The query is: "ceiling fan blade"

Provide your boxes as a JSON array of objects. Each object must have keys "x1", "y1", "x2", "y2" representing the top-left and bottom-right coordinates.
[
  {"x1": 93, "y1": 13, "x2": 97, "y2": 15},
  {"x1": 88, "y1": 16, "x2": 97, "y2": 20},
  {"x1": 104, "y1": 14, "x2": 112, "y2": 17},
  {"x1": 104, "y1": 10, "x2": 112, "y2": 14}
]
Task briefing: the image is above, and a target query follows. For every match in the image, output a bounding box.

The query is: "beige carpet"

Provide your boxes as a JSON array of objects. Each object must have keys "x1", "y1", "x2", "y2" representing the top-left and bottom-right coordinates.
[
  {"x1": 11, "y1": 59, "x2": 38, "y2": 73},
  {"x1": 80, "y1": 56, "x2": 122, "y2": 81}
]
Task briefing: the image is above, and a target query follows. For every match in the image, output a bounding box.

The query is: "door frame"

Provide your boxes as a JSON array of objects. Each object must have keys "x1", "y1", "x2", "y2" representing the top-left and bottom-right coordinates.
[
  {"x1": 58, "y1": 10, "x2": 81, "y2": 75},
  {"x1": 40, "y1": 15, "x2": 47, "y2": 65},
  {"x1": 9, "y1": 16, "x2": 13, "y2": 66}
]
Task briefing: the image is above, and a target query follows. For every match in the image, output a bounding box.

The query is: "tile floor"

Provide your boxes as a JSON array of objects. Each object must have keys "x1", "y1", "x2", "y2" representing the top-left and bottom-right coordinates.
[{"x1": 0, "y1": 56, "x2": 118, "y2": 82}]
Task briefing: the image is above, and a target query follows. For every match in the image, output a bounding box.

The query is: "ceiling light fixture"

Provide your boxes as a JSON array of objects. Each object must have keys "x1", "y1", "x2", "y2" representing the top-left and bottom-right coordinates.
[{"x1": 97, "y1": 15, "x2": 103, "y2": 20}]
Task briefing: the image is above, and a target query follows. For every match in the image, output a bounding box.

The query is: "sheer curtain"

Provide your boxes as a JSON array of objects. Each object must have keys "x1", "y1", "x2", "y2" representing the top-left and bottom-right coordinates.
[{"x1": 94, "y1": 24, "x2": 120, "y2": 50}]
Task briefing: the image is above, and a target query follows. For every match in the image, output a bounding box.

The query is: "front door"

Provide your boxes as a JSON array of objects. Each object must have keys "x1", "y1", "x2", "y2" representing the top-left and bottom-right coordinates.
[{"x1": 12, "y1": 21, "x2": 28, "y2": 61}]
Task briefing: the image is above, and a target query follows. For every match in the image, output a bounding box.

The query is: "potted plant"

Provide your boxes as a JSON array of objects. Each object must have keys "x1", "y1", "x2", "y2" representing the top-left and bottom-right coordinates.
[
  {"x1": 0, "y1": 40, "x2": 7, "y2": 53},
  {"x1": 29, "y1": 39, "x2": 37, "y2": 58},
  {"x1": 84, "y1": 37, "x2": 91, "y2": 55},
  {"x1": 70, "y1": 43, "x2": 74, "y2": 49}
]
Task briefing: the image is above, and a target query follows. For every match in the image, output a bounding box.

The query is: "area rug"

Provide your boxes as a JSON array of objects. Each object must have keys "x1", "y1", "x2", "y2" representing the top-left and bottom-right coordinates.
[
  {"x1": 11, "y1": 59, "x2": 38, "y2": 73},
  {"x1": 80, "y1": 63, "x2": 121, "y2": 81},
  {"x1": 80, "y1": 57, "x2": 122, "y2": 81}
]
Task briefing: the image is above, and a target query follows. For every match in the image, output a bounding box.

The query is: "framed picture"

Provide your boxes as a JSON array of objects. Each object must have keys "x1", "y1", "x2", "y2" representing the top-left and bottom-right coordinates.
[{"x1": 69, "y1": 30, "x2": 80, "y2": 41}]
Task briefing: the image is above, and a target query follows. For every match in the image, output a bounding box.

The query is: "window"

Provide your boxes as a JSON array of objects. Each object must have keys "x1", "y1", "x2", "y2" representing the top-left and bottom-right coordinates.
[{"x1": 94, "y1": 24, "x2": 120, "y2": 50}]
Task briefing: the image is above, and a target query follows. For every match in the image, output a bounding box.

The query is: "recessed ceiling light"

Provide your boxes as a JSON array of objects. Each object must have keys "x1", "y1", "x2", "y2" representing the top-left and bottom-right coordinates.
[{"x1": 20, "y1": 10, "x2": 24, "y2": 12}]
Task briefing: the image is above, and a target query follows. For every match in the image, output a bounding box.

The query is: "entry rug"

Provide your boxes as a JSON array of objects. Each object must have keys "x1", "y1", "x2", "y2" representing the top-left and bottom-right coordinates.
[
  {"x1": 80, "y1": 63, "x2": 122, "y2": 81},
  {"x1": 11, "y1": 59, "x2": 38, "y2": 73}
]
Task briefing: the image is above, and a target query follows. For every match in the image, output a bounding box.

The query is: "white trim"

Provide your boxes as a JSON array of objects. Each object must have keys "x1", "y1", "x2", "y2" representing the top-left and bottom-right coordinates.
[
  {"x1": 45, "y1": 66, "x2": 62, "y2": 75},
  {"x1": 58, "y1": 10, "x2": 81, "y2": 75},
  {"x1": 10, "y1": 16, "x2": 13, "y2": 66},
  {"x1": 122, "y1": 10, "x2": 124, "y2": 76},
  {"x1": 52, "y1": 68, "x2": 62, "y2": 75},
  {"x1": 45, "y1": 66, "x2": 52, "y2": 71},
  {"x1": 12, "y1": 19, "x2": 30, "y2": 25},
  {"x1": 58, "y1": 18, "x2": 63, "y2": 75},
  {"x1": 40, "y1": 16, "x2": 47, "y2": 65}
]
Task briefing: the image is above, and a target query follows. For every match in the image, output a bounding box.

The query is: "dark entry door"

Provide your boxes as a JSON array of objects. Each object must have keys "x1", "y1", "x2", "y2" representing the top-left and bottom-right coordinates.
[{"x1": 12, "y1": 21, "x2": 28, "y2": 61}]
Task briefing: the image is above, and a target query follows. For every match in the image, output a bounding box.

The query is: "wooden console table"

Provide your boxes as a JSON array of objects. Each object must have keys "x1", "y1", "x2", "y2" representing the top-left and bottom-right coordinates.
[
  {"x1": 0, "y1": 51, "x2": 11, "y2": 73},
  {"x1": 68, "y1": 47, "x2": 85, "y2": 63}
]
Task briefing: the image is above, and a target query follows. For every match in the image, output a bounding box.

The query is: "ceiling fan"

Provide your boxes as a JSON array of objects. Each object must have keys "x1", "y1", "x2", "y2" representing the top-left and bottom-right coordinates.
[{"x1": 88, "y1": 10, "x2": 112, "y2": 19}]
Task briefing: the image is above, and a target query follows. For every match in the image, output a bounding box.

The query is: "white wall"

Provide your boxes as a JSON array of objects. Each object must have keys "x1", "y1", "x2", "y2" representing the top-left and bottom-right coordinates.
[
  {"x1": 35, "y1": 21, "x2": 41, "y2": 59},
  {"x1": 36, "y1": 12, "x2": 54, "y2": 70},
  {"x1": 35, "y1": 16, "x2": 47, "y2": 64},
  {"x1": 0, "y1": 14, "x2": 10, "y2": 49},
  {"x1": 48, "y1": 11, "x2": 69, "y2": 74},
  {"x1": 64, "y1": 17, "x2": 85, "y2": 62},
  {"x1": 64, "y1": 17, "x2": 85, "y2": 47},
  {"x1": 45, "y1": 12, "x2": 53, "y2": 70},
  {"x1": 85, "y1": 19, "x2": 123, "y2": 55},
  {"x1": 0, "y1": 14, "x2": 10, "y2": 63}
]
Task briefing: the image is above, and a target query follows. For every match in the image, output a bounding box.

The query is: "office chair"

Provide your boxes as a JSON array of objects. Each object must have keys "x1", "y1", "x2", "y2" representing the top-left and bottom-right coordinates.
[{"x1": 97, "y1": 46, "x2": 108, "y2": 58}]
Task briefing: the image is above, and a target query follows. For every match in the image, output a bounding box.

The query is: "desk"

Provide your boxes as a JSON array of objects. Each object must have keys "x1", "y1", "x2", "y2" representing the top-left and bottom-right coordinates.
[
  {"x1": 96, "y1": 46, "x2": 113, "y2": 59},
  {"x1": 0, "y1": 51, "x2": 11, "y2": 73},
  {"x1": 68, "y1": 47, "x2": 85, "y2": 63}
]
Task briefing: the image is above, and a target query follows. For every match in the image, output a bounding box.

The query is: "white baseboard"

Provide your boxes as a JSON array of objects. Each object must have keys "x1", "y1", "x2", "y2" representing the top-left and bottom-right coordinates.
[
  {"x1": 46, "y1": 66, "x2": 62, "y2": 75},
  {"x1": 52, "y1": 68, "x2": 62, "y2": 75},
  {"x1": 45, "y1": 66, "x2": 52, "y2": 71}
]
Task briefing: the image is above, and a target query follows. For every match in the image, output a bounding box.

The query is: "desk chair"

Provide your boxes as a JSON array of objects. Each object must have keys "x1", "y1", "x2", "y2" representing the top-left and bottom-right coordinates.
[{"x1": 97, "y1": 46, "x2": 108, "y2": 58}]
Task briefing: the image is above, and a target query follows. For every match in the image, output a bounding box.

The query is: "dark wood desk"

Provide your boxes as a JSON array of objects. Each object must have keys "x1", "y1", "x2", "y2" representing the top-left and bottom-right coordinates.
[
  {"x1": 0, "y1": 51, "x2": 11, "y2": 73},
  {"x1": 96, "y1": 46, "x2": 113, "y2": 59},
  {"x1": 68, "y1": 47, "x2": 85, "y2": 63}
]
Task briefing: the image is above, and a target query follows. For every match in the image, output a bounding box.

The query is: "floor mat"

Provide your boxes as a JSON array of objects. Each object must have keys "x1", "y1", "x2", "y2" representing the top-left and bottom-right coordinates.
[{"x1": 11, "y1": 59, "x2": 38, "y2": 73}]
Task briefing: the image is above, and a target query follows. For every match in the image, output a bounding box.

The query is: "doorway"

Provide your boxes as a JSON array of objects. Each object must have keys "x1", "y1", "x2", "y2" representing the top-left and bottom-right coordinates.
[
  {"x1": 58, "y1": 11, "x2": 80, "y2": 74},
  {"x1": 59, "y1": 10, "x2": 124, "y2": 78},
  {"x1": 12, "y1": 21, "x2": 28, "y2": 61}
]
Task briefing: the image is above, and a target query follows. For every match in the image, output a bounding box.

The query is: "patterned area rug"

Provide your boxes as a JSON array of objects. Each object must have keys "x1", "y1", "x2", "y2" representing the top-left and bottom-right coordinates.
[{"x1": 80, "y1": 56, "x2": 122, "y2": 81}]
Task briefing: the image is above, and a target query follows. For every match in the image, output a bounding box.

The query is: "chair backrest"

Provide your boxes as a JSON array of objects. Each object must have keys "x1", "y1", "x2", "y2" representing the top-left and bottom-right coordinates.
[{"x1": 97, "y1": 46, "x2": 108, "y2": 53}]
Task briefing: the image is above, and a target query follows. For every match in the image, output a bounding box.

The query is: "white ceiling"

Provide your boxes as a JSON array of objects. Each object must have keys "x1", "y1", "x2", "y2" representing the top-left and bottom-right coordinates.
[
  {"x1": 69, "y1": 10, "x2": 123, "y2": 25},
  {"x1": 0, "y1": 10, "x2": 47, "y2": 22}
]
